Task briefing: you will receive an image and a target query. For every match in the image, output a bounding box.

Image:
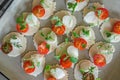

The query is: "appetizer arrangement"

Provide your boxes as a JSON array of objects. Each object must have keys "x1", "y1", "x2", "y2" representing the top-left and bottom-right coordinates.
[{"x1": 0, "y1": 0, "x2": 119, "y2": 80}]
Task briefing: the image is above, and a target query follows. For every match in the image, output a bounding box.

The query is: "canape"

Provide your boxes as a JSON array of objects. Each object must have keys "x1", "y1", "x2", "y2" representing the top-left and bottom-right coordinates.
[
  {"x1": 71, "y1": 26, "x2": 95, "y2": 50},
  {"x1": 16, "y1": 13, "x2": 40, "y2": 36},
  {"x1": 89, "y1": 42, "x2": 115, "y2": 67},
  {"x1": 1, "y1": 32, "x2": 27, "y2": 57},
  {"x1": 33, "y1": 27, "x2": 58, "y2": 55},
  {"x1": 22, "y1": 51, "x2": 45, "y2": 77}
]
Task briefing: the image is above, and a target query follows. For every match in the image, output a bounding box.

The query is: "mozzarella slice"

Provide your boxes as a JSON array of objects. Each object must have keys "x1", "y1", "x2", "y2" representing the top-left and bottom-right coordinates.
[
  {"x1": 50, "y1": 68, "x2": 65, "y2": 79},
  {"x1": 67, "y1": 46, "x2": 78, "y2": 58},
  {"x1": 84, "y1": 11, "x2": 99, "y2": 24}
]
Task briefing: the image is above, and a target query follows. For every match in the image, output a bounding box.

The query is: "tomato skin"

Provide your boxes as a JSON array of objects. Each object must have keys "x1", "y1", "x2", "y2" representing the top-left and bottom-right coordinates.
[
  {"x1": 47, "y1": 76, "x2": 56, "y2": 80},
  {"x1": 95, "y1": 8, "x2": 109, "y2": 20},
  {"x1": 113, "y1": 21, "x2": 120, "y2": 34},
  {"x1": 93, "y1": 54, "x2": 106, "y2": 67},
  {"x1": 60, "y1": 54, "x2": 72, "y2": 68},
  {"x1": 23, "y1": 60, "x2": 35, "y2": 73},
  {"x1": 73, "y1": 38, "x2": 87, "y2": 50},
  {"x1": 1, "y1": 43, "x2": 13, "y2": 54},
  {"x1": 38, "y1": 42, "x2": 49, "y2": 55},
  {"x1": 52, "y1": 25, "x2": 65, "y2": 35},
  {"x1": 16, "y1": 23, "x2": 29, "y2": 33},
  {"x1": 76, "y1": 0, "x2": 85, "y2": 2},
  {"x1": 32, "y1": 5, "x2": 45, "y2": 18}
]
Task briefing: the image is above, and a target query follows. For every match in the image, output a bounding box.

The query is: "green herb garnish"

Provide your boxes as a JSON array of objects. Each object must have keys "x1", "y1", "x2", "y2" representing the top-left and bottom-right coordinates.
[
  {"x1": 45, "y1": 65, "x2": 51, "y2": 72},
  {"x1": 54, "y1": 55, "x2": 61, "y2": 61},
  {"x1": 12, "y1": 42, "x2": 22, "y2": 48},
  {"x1": 11, "y1": 35, "x2": 17, "y2": 39},
  {"x1": 70, "y1": 57, "x2": 78, "y2": 63},
  {"x1": 72, "y1": 32, "x2": 79, "y2": 38},
  {"x1": 97, "y1": 10, "x2": 102, "y2": 18},
  {"x1": 51, "y1": 16, "x2": 63, "y2": 26},
  {"x1": 89, "y1": 66, "x2": 95, "y2": 73},
  {"x1": 81, "y1": 43, "x2": 86, "y2": 48},
  {"x1": 105, "y1": 31, "x2": 112, "y2": 37},
  {"x1": 67, "y1": 2, "x2": 77, "y2": 14},
  {"x1": 65, "y1": 38, "x2": 69, "y2": 43},
  {"x1": 82, "y1": 28, "x2": 90, "y2": 36},
  {"x1": 46, "y1": 44, "x2": 50, "y2": 49},
  {"x1": 37, "y1": 62, "x2": 40, "y2": 67},
  {"x1": 40, "y1": 32, "x2": 54, "y2": 40},
  {"x1": 80, "y1": 69, "x2": 85, "y2": 74}
]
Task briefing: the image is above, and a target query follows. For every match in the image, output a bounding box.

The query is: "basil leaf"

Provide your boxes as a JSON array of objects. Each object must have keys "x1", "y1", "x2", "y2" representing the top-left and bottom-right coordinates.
[
  {"x1": 12, "y1": 42, "x2": 22, "y2": 48},
  {"x1": 54, "y1": 55, "x2": 61, "y2": 61},
  {"x1": 16, "y1": 15, "x2": 24, "y2": 23},
  {"x1": 70, "y1": 57, "x2": 78, "y2": 63},
  {"x1": 51, "y1": 16, "x2": 63, "y2": 26},
  {"x1": 55, "y1": 21, "x2": 63, "y2": 26},
  {"x1": 19, "y1": 23, "x2": 26, "y2": 30},
  {"x1": 40, "y1": 0, "x2": 44, "y2": 4},
  {"x1": 81, "y1": 43, "x2": 86, "y2": 48},
  {"x1": 67, "y1": 2, "x2": 74, "y2": 9},
  {"x1": 72, "y1": 32, "x2": 79, "y2": 38},
  {"x1": 45, "y1": 65, "x2": 51, "y2": 71}
]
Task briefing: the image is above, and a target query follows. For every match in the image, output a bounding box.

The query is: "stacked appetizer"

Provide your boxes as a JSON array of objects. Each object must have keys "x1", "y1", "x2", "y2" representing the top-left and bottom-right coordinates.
[
  {"x1": 55, "y1": 42, "x2": 78, "y2": 68},
  {"x1": 100, "y1": 18, "x2": 120, "y2": 42},
  {"x1": 74, "y1": 60, "x2": 98, "y2": 80},
  {"x1": 44, "y1": 64, "x2": 68, "y2": 80},
  {"x1": 33, "y1": 28, "x2": 58, "y2": 55},
  {"x1": 51, "y1": 10, "x2": 77, "y2": 35},
  {"x1": 1, "y1": 32, "x2": 27, "y2": 57},
  {"x1": 71, "y1": 26, "x2": 95, "y2": 50},
  {"x1": 22, "y1": 51, "x2": 45, "y2": 77},
  {"x1": 32, "y1": 0, "x2": 56, "y2": 20},
  {"x1": 83, "y1": 2, "x2": 109, "y2": 27},
  {"x1": 16, "y1": 13, "x2": 40, "y2": 36},
  {"x1": 89, "y1": 42, "x2": 115, "y2": 67}
]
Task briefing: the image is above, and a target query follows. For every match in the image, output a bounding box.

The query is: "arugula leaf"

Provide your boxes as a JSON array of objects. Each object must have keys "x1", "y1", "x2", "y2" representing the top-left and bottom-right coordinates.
[
  {"x1": 82, "y1": 28, "x2": 90, "y2": 36},
  {"x1": 80, "y1": 69, "x2": 85, "y2": 74},
  {"x1": 45, "y1": 65, "x2": 51, "y2": 72},
  {"x1": 37, "y1": 62, "x2": 40, "y2": 67},
  {"x1": 72, "y1": 32, "x2": 79, "y2": 38},
  {"x1": 54, "y1": 55, "x2": 61, "y2": 61},
  {"x1": 11, "y1": 35, "x2": 17, "y2": 39},
  {"x1": 70, "y1": 57, "x2": 78, "y2": 63}
]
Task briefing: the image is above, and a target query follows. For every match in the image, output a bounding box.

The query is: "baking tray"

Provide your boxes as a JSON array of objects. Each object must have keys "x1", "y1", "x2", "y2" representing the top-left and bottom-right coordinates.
[{"x1": 0, "y1": 0, "x2": 120, "y2": 80}]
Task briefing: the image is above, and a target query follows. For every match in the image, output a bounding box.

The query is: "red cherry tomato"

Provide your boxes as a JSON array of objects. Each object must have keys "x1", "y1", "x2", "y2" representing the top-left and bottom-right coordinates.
[
  {"x1": 38, "y1": 42, "x2": 49, "y2": 55},
  {"x1": 73, "y1": 38, "x2": 87, "y2": 50},
  {"x1": 76, "y1": 0, "x2": 85, "y2": 2},
  {"x1": 1, "y1": 42, "x2": 13, "y2": 54},
  {"x1": 52, "y1": 25, "x2": 65, "y2": 35},
  {"x1": 16, "y1": 23, "x2": 29, "y2": 33},
  {"x1": 32, "y1": 5, "x2": 45, "y2": 18},
  {"x1": 95, "y1": 8, "x2": 109, "y2": 20},
  {"x1": 23, "y1": 60, "x2": 35, "y2": 73},
  {"x1": 47, "y1": 76, "x2": 56, "y2": 80},
  {"x1": 60, "y1": 54, "x2": 72, "y2": 68},
  {"x1": 93, "y1": 54, "x2": 106, "y2": 67},
  {"x1": 113, "y1": 21, "x2": 120, "y2": 34}
]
